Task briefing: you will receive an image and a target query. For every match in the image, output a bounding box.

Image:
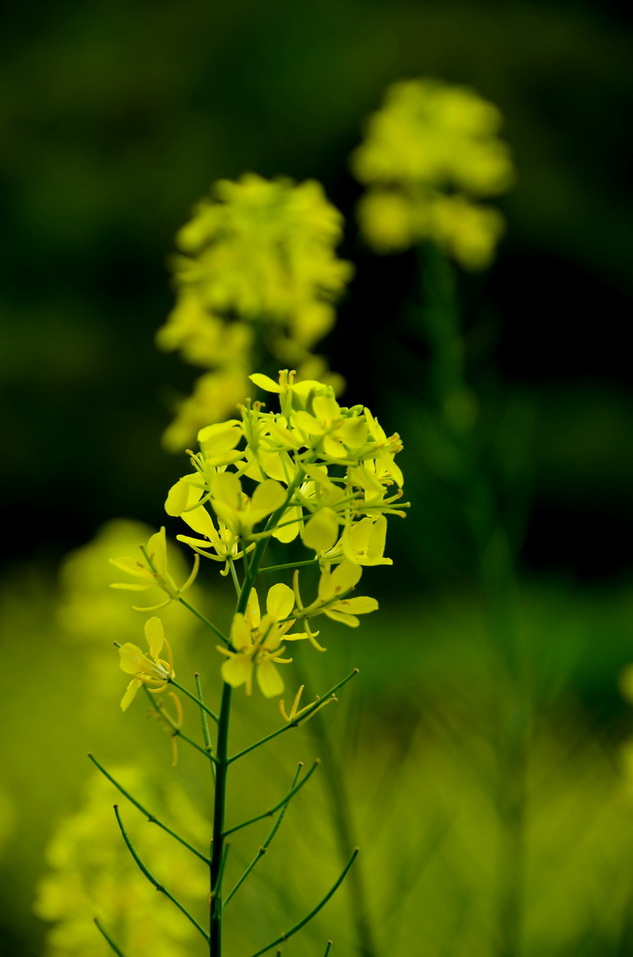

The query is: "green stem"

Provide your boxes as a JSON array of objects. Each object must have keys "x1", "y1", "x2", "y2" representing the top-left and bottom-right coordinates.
[
  {"x1": 209, "y1": 682, "x2": 232, "y2": 957},
  {"x1": 169, "y1": 676, "x2": 219, "y2": 723},
  {"x1": 114, "y1": 805, "x2": 209, "y2": 942},
  {"x1": 228, "y1": 670, "x2": 358, "y2": 764},
  {"x1": 224, "y1": 765, "x2": 303, "y2": 908},
  {"x1": 145, "y1": 690, "x2": 218, "y2": 766},
  {"x1": 223, "y1": 760, "x2": 319, "y2": 837},
  {"x1": 250, "y1": 849, "x2": 359, "y2": 956},
  {"x1": 195, "y1": 674, "x2": 217, "y2": 781},
  {"x1": 94, "y1": 918, "x2": 127, "y2": 957},
  {"x1": 420, "y1": 243, "x2": 528, "y2": 957},
  {"x1": 88, "y1": 754, "x2": 210, "y2": 864},
  {"x1": 178, "y1": 596, "x2": 230, "y2": 646},
  {"x1": 259, "y1": 559, "x2": 319, "y2": 573},
  {"x1": 209, "y1": 467, "x2": 315, "y2": 955}
]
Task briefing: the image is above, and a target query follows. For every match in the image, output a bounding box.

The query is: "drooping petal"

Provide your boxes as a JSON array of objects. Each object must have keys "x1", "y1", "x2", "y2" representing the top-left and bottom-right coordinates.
[
  {"x1": 164, "y1": 476, "x2": 202, "y2": 517},
  {"x1": 180, "y1": 505, "x2": 218, "y2": 539},
  {"x1": 257, "y1": 659, "x2": 284, "y2": 697},
  {"x1": 221, "y1": 653, "x2": 253, "y2": 690},
  {"x1": 121, "y1": 678, "x2": 142, "y2": 711}
]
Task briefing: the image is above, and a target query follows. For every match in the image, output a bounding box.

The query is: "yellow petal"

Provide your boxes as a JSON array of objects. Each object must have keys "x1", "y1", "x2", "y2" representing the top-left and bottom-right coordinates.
[
  {"x1": 212, "y1": 471, "x2": 242, "y2": 510},
  {"x1": 312, "y1": 394, "x2": 340, "y2": 422},
  {"x1": 250, "y1": 373, "x2": 282, "y2": 393},
  {"x1": 121, "y1": 678, "x2": 142, "y2": 711},
  {"x1": 164, "y1": 477, "x2": 202, "y2": 517},
  {"x1": 221, "y1": 654, "x2": 253, "y2": 689},
  {"x1": 257, "y1": 660, "x2": 284, "y2": 697},
  {"x1": 272, "y1": 504, "x2": 302, "y2": 543},
  {"x1": 119, "y1": 643, "x2": 151, "y2": 676},
  {"x1": 144, "y1": 617, "x2": 165, "y2": 659},
  {"x1": 302, "y1": 508, "x2": 339, "y2": 553},
  {"x1": 148, "y1": 528, "x2": 168, "y2": 576},
  {"x1": 181, "y1": 505, "x2": 218, "y2": 539},
  {"x1": 251, "y1": 479, "x2": 286, "y2": 516},
  {"x1": 266, "y1": 583, "x2": 295, "y2": 621},
  {"x1": 340, "y1": 417, "x2": 368, "y2": 448},
  {"x1": 230, "y1": 612, "x2": 253, "y2": 649}
]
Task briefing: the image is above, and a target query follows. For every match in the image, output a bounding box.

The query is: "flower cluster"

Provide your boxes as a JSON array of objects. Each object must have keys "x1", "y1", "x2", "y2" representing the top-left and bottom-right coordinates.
[
  {"x1": 350, "y1": 78, "x2": 515, "y2": 269},
  {"x1": 157, "y1": 175, "x2": 352, "y2": 449},
  {"x1": 113, "y1": 370, "x2": 406, "y2": 701}
]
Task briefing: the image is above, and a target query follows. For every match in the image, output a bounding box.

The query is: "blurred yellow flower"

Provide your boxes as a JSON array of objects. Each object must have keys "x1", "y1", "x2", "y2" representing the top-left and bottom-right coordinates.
[
  {"x1": 34, "y1": 768, "x2": 208, "y2": 957},
  {"x1": 157, "y1": 174, "x2": 352, "y2": 448},
  {"x1": 351, "y1": 78, "x2": 515, "y2": 269}
]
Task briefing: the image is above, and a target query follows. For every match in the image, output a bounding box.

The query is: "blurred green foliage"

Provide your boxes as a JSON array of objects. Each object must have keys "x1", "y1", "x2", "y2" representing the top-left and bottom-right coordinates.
[{"x1": 1, "y1": 0, "x2": 633, "y2": 953}]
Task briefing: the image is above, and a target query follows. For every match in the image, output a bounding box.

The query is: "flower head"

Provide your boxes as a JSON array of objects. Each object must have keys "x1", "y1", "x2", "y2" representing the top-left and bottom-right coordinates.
[
  {"x1": 351, "y1": 78, "x2": 515, "y2": 268},
  {"x1": 293, "y1": 562, "x2": 378, "y2": 629},
  {"x1": 110, "y1": 527, "x2": 199, "y2": 611},
  {"x1": 118, "y1": 617, "x2": 175, "y2": 711},
  {"x1": 217, "y1": 584, "x2": 307, "y2": 696}
]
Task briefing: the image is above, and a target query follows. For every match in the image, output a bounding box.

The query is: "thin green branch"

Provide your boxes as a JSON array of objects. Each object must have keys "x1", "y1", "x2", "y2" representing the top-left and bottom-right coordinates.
[
  {"x1": 194, "y1": 673, "x2": 216, "y2": 781},
  {"x1": 88, "y1": 754, "x2": 210, "y2": 865},
  {"x1": 144, "y1": 689, "x2": 218, "y2": 766},
  {"x1": 224, "y1": 764, "x2": 303, "y2": 907},
  {"x1": 212, "y1": 840, "x2": 231, "y2": 897},
  {"x1": 229, "y1": 670, "x2": 359, "y2": 764},
  {"x1": 259, "y1": 559, "x2": 320, "y2": 573},
  {"x1": 210, "y1": 680, "x2": 233, "y2": 956},
  {"x1": 168, "y1": 676, "x2": 219, "y2": 723},
  {"x1": 113, "y1": 805, "x2": 210, "y2": 942},
  {"x1": 94, "y1": 918, "x2": 127, "y2": 956},
  {"x1": 228, "y1": 557, "x2": 242, "y2": 596},
  {"x1": 250, "y1": 849, "x2": 359, "y2": 956},
  {"x1": 178, "y1": 596, "x2": 230, "y2": 646},
  {"x1": 223, "y1": 760, "x2": 319, "y2": 837},
  {"x1": 324, "y1": 942, "x2": 333, "y2": 957}
]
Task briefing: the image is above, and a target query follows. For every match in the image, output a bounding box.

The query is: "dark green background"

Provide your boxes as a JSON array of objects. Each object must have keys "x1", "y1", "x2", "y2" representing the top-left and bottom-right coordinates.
[{"x1": 1, "y1": 0, "x2": 632, "y2": 580}]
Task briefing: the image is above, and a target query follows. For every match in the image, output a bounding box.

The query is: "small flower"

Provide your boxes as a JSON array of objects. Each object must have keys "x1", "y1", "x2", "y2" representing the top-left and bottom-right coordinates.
[
  {"x1": 176, "y1": 504, "x2": 251, "y2": 575},
  {"x1": 217, "y1": 584, "x2": 307, "y2": 697},
  {"x1": 341, "y1": 515, "x2": 392, "y2": 566},
  {"x1": 118, "y1": 617, "x2": 175, "y2": 711},
  {"x1": 110, "y1": 527, "x2": 199, "y2": 611},
  {"x1": 210, "y1": 472, "x2": 286, "y2": 539},
  {"x1": 294, "y1": 561, "x2": 378, "y2": 629}
]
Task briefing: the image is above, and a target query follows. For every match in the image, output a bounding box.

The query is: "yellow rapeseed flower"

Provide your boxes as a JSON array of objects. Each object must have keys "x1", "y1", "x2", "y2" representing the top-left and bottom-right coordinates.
[
  {"x1": 118, "y1": 617, "x2": 175, "y2": 711},
  {"x1": 218, "y1": 584, "x2": 307, "y2": 696},
  {"x1": 110, "y1": 526, "x2": 199, "y2": 611},
  {"x1": 351, "y1": 78, "x2": 515, "y2": 269}
]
